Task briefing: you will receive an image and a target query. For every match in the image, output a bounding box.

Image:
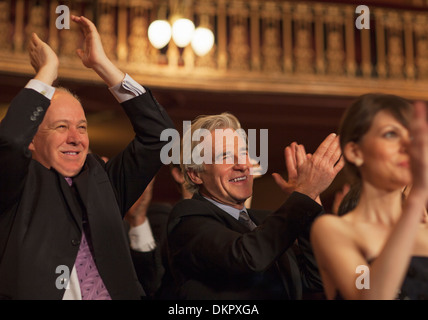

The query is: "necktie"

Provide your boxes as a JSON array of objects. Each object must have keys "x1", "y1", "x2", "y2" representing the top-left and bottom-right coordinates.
[
  {"x1": 65, "y1": 177, "x2": 111, "y2": 300},
  {"x1": 239, "y1": 211, "x2": 257, "y2": 231},
  {"x1": 75, "y1": 232, "x2": 111, "y2": 300},
  {"x1": 64, "y1": 177, "x2": 73, "y2": 186}
]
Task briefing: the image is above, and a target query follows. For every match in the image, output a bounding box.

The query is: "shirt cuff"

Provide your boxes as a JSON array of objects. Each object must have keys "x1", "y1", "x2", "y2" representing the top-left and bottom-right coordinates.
[
  {"x1": 108, "y1": 73, "x2": 146, "y2": 103},
  {"x1": 25, "y1": 79, "x2": 56, "y2": 100},
  {"x1": 128, "y1": 218, "x2": 157, "y2": 252}
]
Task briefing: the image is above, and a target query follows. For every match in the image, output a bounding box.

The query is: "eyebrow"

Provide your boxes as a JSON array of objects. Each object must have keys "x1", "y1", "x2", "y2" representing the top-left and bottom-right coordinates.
[
  {"x1": 379, "y1": 123, "x2": 404, "y2": 131},
  {"x1": 52, "y1": 120, "x2": 88, "y2": 125}
]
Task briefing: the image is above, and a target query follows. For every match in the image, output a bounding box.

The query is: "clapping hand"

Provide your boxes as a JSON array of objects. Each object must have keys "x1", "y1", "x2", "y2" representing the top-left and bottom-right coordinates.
[
  {"x1": 71, "y1": 15, "x2": 108, "y2": 69},
  {"x1": 71, "y1": 15, "x2": 124, "y2": 86},
  {"x1": 273, "y1": 133, "x2": 344, "y2": 204},
  {"x1": 28, "y1": 33, "x2": 59, "y2": 85},
  {"x1": 272, "y1": 142, "x2": 304, "y2": 198}
]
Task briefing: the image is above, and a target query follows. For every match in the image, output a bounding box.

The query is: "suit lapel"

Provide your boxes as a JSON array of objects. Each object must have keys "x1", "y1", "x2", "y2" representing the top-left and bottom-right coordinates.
[{"x1": 73, "y1": 163, "x2": 90, "y2": 206}]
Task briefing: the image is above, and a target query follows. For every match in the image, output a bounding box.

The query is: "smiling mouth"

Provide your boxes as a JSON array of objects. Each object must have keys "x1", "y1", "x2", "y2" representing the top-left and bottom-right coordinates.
[
  {"x1": 62, "y1": 151, "x2": 80, "y2": 156},
  {"x1": 229, "y1": 176, "x2": 247, "y2": 183}
]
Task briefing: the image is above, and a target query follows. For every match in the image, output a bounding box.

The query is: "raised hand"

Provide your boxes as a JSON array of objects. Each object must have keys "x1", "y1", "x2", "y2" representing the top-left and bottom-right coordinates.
[
  {"x1": 272, "y1": 142, "x2": 302, "y2": 197},
  {"x1": 71, "y1": 15, "x2": 124, "y2": 86},
  {"x1": 28, "y1": 33, "x2": 59, "y2": 85},
  {"x1": 280, "y1": 133, "x2": 344, "y2": 201},
  {"x1": 71, "y1": 15, "x2": 108, "y2": 69}
]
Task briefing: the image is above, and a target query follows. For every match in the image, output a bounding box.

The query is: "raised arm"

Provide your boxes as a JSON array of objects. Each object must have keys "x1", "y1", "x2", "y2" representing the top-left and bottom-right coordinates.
[
  {"x1": 0, "y1": 33, "x2": 58, "y2": 212},
  {"x1": 71, "y1": 15, "x2": 175, "y2": 214}
]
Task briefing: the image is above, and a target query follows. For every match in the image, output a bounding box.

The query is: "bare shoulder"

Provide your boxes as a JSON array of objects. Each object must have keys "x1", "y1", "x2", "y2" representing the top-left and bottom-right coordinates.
[
  {"x1": 311, "y1": 213, "x2": 350, "y2": 235},
  {"x1": 310, "y1": 213, "x2": 357, "y2": 248}
]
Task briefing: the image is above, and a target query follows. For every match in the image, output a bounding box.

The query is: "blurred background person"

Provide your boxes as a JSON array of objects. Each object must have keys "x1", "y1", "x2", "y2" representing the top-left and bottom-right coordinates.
[{"x1": 311, "y1": 94, "x2": 428, "y2": 300}]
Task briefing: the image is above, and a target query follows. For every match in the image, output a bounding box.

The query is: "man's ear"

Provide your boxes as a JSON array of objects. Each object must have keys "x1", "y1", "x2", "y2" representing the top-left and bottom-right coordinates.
[
  {"x1": 186, "y1": 169, "x2": 203, "y2": 185},
  {"x1": 343, "y1": 141, "x2": 364, "y2": 167},
  {"x1": 171, "y1": 167, "x2": 185, "y2": 185}
]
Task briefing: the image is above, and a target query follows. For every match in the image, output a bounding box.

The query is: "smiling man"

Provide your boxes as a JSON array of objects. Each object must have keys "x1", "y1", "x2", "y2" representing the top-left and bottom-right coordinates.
[
  {"x1": 187, "y1": 126, "x2": 253, "y2": 209},
  {"x1": 165, "y1": 112, "x2": 344, "y2": 300},
  {"x1": 28, "y1": 89, "x2": 89, "y2": 178},
  {"x1": 0, "y1": 16, "x2": 174, "y2": 300}
]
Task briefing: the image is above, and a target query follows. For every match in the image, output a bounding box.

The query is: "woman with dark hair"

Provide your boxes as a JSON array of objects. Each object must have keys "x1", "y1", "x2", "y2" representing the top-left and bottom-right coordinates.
[{"x1": 310, "y1": 93, "x2": 428, "y2": 300}]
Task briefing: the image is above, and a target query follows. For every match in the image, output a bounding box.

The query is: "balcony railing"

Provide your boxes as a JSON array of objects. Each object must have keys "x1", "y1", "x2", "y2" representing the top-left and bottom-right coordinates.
[{"x1": 1, "y1": 0, "x2": 428, "y2": 99}]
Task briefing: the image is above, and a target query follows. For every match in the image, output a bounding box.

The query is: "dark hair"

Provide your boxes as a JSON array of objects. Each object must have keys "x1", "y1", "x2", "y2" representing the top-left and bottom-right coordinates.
[
  {"x1": 337, "y1": 183, "x2": 361, "y2": 216},
  {"x1": 338, "y1": 93, "x2": 412, "y2": 183}
]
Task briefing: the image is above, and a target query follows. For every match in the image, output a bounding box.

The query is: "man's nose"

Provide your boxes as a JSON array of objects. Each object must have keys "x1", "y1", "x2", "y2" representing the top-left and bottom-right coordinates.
[
  {"x1": 234, "y1": 156, "x2": 250, "y2": 170},
  {"x1": 66, "y1": 128, "x2": 81, "y2": 145}
]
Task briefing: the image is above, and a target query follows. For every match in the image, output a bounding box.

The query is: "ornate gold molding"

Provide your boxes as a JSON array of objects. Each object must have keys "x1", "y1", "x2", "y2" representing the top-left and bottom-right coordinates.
[{"x1": 1, "y1": 0, "x2": 428, "y2": 100}]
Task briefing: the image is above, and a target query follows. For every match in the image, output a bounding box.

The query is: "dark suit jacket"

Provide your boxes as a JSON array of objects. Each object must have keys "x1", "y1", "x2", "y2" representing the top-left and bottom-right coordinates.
[
  {"x1": 0, "y1": 87, "x2": 174, "y2": 300},
  {"x1": 165, "y1": 192, "x2": 324, "y2": 300}
]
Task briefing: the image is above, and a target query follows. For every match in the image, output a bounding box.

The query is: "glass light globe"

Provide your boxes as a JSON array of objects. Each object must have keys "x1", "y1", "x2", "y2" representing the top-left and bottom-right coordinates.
[
  {"x1": 191, "y1": 27, "x2": 215, "y2": 56},
  {"x1": 148, "y1": 20, "x2": 172, "y2": 49},
  {"x1": 172, "y1": 18, "x2": 195, "y2": 48}
]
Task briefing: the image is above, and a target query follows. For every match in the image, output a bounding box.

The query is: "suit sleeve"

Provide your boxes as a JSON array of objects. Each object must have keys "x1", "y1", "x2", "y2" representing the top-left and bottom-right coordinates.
[
  {"x1": 104, "y1": 87, "x2": 175, "y2": 215},
  {"x1": 167, "y1": 192, "x2": 323, "y2": 276},
  {"x1": 0, "y1": 88, "x2": 50, "y2": 213},
  {"x1": 290, "y1": 196, "x2": 325, "y2": 295}
]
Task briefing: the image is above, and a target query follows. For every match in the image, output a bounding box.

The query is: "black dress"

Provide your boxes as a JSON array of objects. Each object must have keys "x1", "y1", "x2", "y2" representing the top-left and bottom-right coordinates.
[
  {"x1": 397, "y1": 256, "x2": 428, "y2": 300},
  {"x1": 335, "y1": 256, "x2": 428, "y2": 300}
]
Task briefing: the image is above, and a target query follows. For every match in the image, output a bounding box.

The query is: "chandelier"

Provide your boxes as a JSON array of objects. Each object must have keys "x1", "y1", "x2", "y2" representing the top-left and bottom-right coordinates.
[{"x1": 147, "y1": 0, "x2": 215, "y2": 56}]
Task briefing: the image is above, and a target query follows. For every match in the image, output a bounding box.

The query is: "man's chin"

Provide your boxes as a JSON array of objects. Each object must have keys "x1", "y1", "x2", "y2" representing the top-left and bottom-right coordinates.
[
  {"x1": 56, "y1": 165, "x2": 84, "y2": 178},
  {"x1": 236, "y1": 195, "x2": 252, "y2": 205}
]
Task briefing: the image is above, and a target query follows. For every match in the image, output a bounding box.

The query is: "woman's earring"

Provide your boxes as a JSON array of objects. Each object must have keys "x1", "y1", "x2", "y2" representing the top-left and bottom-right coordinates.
[{"x1": 354, "y1": 158, "x2": 363, "y2": 167}]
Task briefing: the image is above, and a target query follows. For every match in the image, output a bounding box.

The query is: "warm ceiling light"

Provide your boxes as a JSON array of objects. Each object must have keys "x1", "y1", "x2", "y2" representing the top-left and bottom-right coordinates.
[
  {"x1": 191, "y1": 27, "x2": 215, "y2": 56},
  {"x1": 148, "y1": 20, "x2": 172, "y2": 49},
  {"x1": 171, "y1": 18, "x2": 195, "y2": 47}
]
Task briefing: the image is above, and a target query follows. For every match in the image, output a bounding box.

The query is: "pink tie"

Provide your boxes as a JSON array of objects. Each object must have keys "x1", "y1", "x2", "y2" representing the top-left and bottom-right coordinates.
[
  {"x1": 75, "y1": 232, "x2": 111, "y2": 300},
  {"x1": 65, "y1": 177, "x2": 111, "y2": 300}
]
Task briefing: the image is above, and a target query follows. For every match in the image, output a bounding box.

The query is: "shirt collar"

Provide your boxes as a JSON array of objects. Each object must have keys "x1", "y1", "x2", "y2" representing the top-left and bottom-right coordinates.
[{"x1": 203, "y1": 196, "x2": 247, "y2": 220}]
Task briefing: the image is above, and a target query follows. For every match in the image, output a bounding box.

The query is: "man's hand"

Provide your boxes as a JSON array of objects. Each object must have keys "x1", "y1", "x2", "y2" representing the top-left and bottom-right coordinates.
[
  {"x1": 28, "y1": 33, "x2": 59, "y2": 85},
  {"x1": 71, "y1": 15, "x2": 124, "y2": 87},
  {"x1": 71, "y1": 15, "x2": 108, "y2": 69},
  {"x1": 272, "y1": 142, "x2": 301, "y2": 197},
  {"x1": 274, "y1": 133, "x2": 344, "y2": 203},
  {"x1": 294, "y1": 133, "x2": 344, "y2": 200}
]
